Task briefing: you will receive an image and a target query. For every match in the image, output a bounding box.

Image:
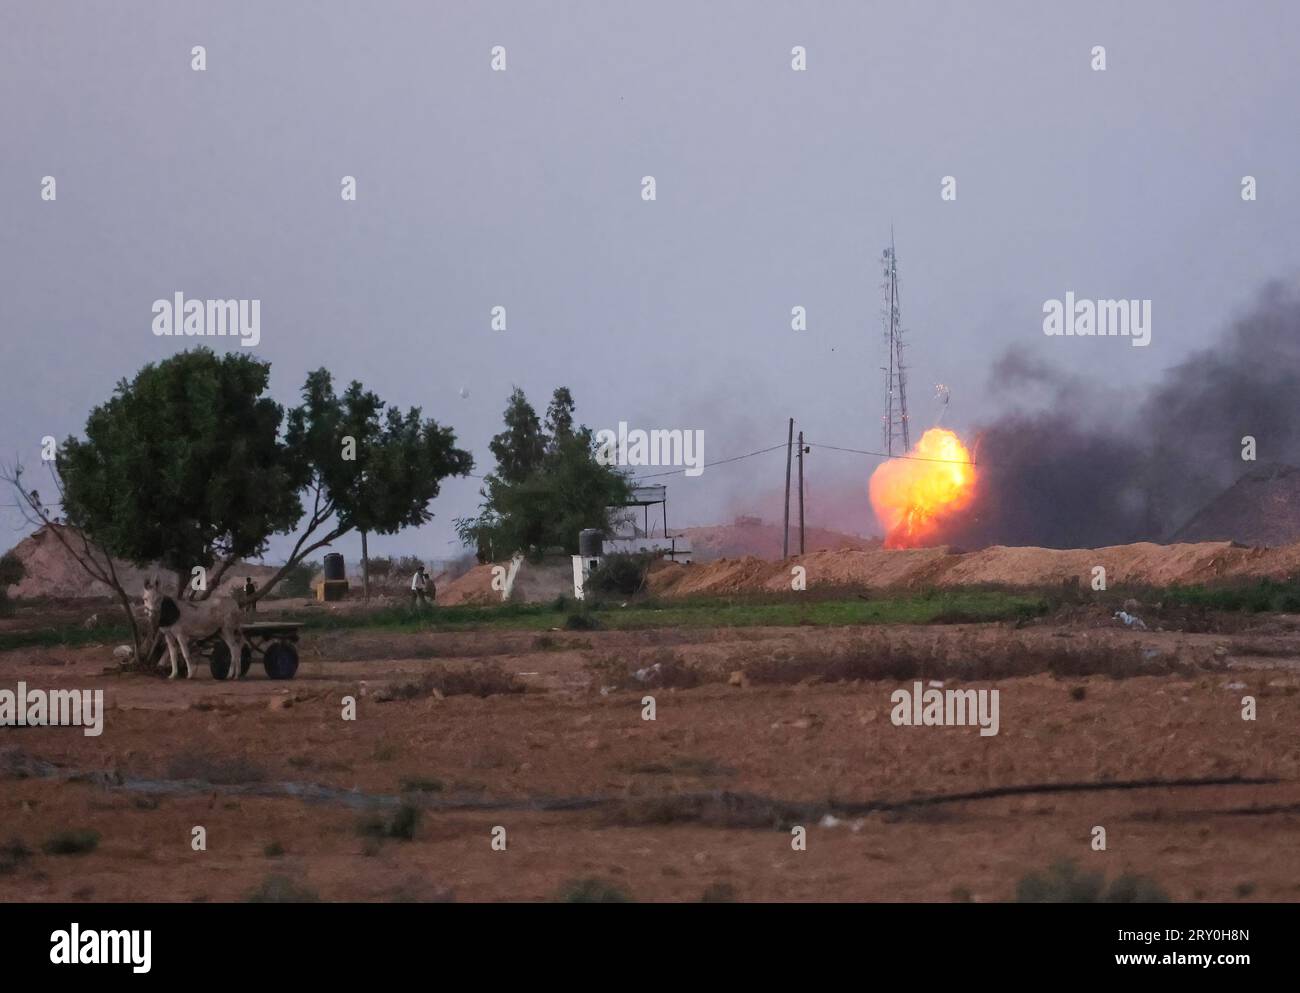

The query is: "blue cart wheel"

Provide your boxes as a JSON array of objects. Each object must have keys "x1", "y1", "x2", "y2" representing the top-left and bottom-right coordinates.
[{"x1": 263, "y1": 641, "x2": 299, "y2": 680}]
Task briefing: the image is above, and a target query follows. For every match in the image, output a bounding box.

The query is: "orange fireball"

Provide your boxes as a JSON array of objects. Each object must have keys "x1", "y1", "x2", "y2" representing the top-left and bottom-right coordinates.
[{"x1": 869, "y1": 428, "x2": 976, "y2": 548}]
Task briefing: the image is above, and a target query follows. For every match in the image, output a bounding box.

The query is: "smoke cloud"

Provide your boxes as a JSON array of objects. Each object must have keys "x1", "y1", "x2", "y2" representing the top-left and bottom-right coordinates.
[{"x1": 932, "y1": 280, "x2": 1300, "y2": 549}]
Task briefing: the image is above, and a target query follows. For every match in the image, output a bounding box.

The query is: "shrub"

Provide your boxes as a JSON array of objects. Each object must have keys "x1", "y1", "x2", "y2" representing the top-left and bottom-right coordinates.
[
  {"x1": 701, "y1": 882, "x2": 737, "y2": 902},
  {"x1": 0, "y1": 551, "x2": 24, "y2": 614},
  {"x1": 357, "y1": 803, "x2": 421, "y2": 842},
  {"x1": 556, "y1": 877, "x2": 632, "y2": 903},
  {"x1": 394, "y1": 555, "x2": 426, "y2": 577},
  {"x1": 564, "y1": 609, "x2": 601, "y2": 631},
  {"x1": 588, "y1": 553, "x2": 654, "y2": 597},
  {"x1": 247, "y1": 875, "x2": 320, "y2": 903},
  {"x1": 0, "y1": 838, "x2": 31, "y2": 874},
  {"x1": 365, "y1": 556, "x2": 393, "y2": 579},
  {"x1": 42, "y1": 830, "x2": 100, "y2": 856},
  {"x1": 1016, "y1": 860, "x2": 1168, "y2": 903},
  {"x1": 276, "y1": 559, "x2": 320, "y2": 599}
]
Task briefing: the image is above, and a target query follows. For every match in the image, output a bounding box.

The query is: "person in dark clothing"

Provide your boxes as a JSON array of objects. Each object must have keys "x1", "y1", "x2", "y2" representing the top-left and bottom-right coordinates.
[{"x1": 243, "y1": 577, "x2": 257, "y2": 613}]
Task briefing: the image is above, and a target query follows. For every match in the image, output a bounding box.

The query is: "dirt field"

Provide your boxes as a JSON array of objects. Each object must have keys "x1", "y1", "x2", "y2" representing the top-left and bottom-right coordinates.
[{"x1": 3, "y1": 615, "x2": 1299, "y2": 903}]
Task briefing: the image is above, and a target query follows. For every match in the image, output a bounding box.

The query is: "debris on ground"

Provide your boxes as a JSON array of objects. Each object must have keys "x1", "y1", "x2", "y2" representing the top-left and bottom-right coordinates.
[{"x1": 1114, "y1": 610, "x2": 1148, "y2": 631}]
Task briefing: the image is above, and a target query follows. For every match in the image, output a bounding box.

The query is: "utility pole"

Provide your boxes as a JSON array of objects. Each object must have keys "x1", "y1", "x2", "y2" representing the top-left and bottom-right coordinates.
[
  {"x1": 783, "y1": 417, "x2": 794, "y2": 559},
  {"x1": 797, "y1": 430, "x2": 806, "y2": 555}
]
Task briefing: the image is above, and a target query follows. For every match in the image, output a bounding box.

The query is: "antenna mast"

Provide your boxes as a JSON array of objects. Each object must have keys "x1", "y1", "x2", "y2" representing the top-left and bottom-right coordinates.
[{"x1": 880, "y1": 228, "x2": 911, "y2": 455}]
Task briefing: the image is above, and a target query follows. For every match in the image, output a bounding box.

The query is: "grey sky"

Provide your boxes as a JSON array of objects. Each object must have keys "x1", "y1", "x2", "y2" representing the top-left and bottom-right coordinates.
[{"x1": 3, "y1": 1, "x2": 1299, "y2": 566}]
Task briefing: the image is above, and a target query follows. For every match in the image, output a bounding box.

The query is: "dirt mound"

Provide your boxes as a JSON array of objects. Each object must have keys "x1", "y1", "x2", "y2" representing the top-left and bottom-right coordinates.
[
  {"x1": 437, "y1": 557, "x2": 574, "y2": 606},
  {"x1": 936, "y1": 542, "x2": 1249, "y2": 588},
  {"x1": 648, "y1": 546, "x2": 950, "y2": 596},
  {"x1": 647, "y1": 539, "x2": 1300, "y2": 597},
  {"x1": 1173, "y1": 463, "x2": 1300, "y2": 546},
  {"x1": 436, "y1": 563, "x2": 501, "y2": 606},
  {"x1": 681, "y1": 521, "x2": 877, "y2": 561},
  {"x1": 4, "y1": 525, "x2": 177, "y2": 600},
  {"x1": 3, "y1": 525, "x2": 280, "y2": 600}
]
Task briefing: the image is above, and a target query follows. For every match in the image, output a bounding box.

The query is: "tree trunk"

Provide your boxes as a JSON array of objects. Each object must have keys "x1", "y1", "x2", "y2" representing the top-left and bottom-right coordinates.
[{"x1": 361, "y1": 530, "x2": 370, "y2": 602}]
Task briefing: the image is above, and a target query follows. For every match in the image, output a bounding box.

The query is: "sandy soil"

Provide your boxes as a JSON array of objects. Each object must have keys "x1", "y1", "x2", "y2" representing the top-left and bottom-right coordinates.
[
  {"x1": 2, "y1": 619, "x2": 1299, "y2": 903},
  {"x1": 648, "y1": 540, "x2": 1300, "y2": 597}
]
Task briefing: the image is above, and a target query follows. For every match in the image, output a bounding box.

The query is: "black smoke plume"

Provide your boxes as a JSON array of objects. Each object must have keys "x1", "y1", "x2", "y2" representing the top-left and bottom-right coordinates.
[{"x1": 932, "y1": 280, "x2": 1300, "y2": 549}]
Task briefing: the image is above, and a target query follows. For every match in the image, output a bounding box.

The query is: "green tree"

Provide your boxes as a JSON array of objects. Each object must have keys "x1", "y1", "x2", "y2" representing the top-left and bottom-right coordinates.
[
  {"x1": 261, "y1": 368, "x2": 474, "y2": 600},
  {"x1": 56, "y1": 350, "x2": 306, "y2": 596},
  {"x1": 4, "y1": 349, "x2": 472, "y2": 658},
  {"x1": 0, "y1": 551, "x2": 25, "y2": 614},
  {"x1": 457, "y1": 387, "x2": 630, "y2": 561},
  {"x1": 489, "y1": 387, "x2": 547, "y2": 485},
  {"x1": 544, "y1": 387, "x2": 576, "y2": 445}
]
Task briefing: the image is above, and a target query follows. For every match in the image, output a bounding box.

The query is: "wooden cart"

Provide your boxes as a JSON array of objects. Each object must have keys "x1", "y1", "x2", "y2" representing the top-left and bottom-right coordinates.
[{"x1": 206, "y1": 621, "x2": 304, "y2": 680}]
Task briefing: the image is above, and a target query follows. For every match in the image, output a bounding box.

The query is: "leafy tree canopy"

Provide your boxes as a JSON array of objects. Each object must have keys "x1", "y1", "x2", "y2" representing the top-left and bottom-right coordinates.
[
  {"x1": 55, "y1": 350, "x2": 472, "y2": 600},
  {"x1": 59, "y1": 350, "x2": 305, "y2": 581},
  {"x1": 457, "y1": 387, "x2": 630, "y2": 560}
]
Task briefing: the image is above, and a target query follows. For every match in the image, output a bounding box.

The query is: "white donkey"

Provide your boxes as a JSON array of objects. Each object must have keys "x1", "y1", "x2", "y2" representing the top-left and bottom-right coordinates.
[{"x1": 141, "y1": 578, "x2": 247, "y2": 680}]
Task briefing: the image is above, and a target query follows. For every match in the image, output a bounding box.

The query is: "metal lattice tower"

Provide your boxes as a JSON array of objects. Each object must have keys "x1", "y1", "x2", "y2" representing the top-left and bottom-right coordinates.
[{"x1": 880, "y1": 229, "x2": 911, "y2": 456}]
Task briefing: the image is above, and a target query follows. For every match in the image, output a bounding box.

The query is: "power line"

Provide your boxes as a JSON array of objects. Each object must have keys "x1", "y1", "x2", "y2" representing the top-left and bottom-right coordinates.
[
  {"x1": 629, "y1": 442, "x2": 789, "y2": 480},
  {"x1": 464, "y1": 443, "x2": 788, "y2": 484},
  {"x1": 806, "y1": 441, "x2": 976, "y2": 467},
  {"x1": 466, "y1": 435, "x2": 978, "y2": 487}
]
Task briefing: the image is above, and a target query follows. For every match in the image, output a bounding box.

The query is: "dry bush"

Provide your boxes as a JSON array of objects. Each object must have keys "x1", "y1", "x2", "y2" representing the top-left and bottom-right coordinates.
[
  {"x1": 42, "y1": 829, "x2": 100, "y2": 855},
  {"x1": 0, "y1": 838, "x2": 31, "y2": 874},
  {"x1": 388, "y1": 876, "x2": 456, "y2": 903},
  {"x1": 556, "y1": 877, "x2": 633, "y2": 903},
  {"x1": 1016, "y1": 860, "x2": 1169, "y2": 903},
  {"x1": 356, "y1": 803, "x2": 421, "y2": 841},
  {"x1": 246, "y1": 875, "x2": 320, "y2": 903},
  {"x1": 701, "y1": 882, "x2": 738, "y2": 902}
]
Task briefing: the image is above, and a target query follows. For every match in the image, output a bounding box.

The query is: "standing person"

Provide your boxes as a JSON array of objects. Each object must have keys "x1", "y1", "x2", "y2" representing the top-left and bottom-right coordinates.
[
  {"x1": 410, "y1": 565, "x2": 431, "y2": 607},
  {"x1": 242, "y1": 577, "x2": 257, "y2": 613}
]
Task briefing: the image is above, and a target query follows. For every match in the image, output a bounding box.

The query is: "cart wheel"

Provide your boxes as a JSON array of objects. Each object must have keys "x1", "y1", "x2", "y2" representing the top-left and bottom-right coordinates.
[
  {"x1": 263, "y1": 641, "x2": 299, "y2": 680},
  {"x1": 210, "y1": 643, "x2": 253, "y2": 680}
]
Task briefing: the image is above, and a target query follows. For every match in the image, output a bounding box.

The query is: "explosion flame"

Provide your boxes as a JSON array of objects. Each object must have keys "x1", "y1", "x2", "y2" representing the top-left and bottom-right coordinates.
[{"x1": 869, "y1": 428, "x2": 977, "y2": 548}]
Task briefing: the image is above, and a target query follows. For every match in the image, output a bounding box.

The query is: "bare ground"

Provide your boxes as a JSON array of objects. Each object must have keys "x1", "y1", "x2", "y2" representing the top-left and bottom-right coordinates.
[{"x1": 2, "y1": 619, "x2": 1299, "y2": 902}]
